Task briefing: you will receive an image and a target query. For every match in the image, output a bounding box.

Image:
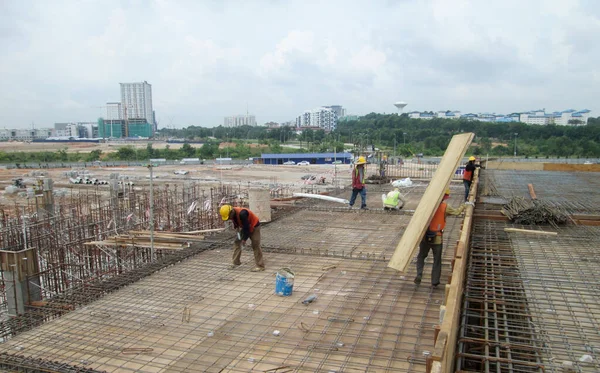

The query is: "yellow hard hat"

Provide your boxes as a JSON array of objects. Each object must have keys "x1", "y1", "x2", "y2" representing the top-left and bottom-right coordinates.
[
  {"x1": 469, "y1": 156, "x2": 476, "y2": 161},
  {"x1": 220, "y1": 204, "x2": 233, "y2": 221},
  {"x1": 356, "y1": 156, "x2": 367, "y2": 165},
  {"x1": 445, "y1": 187, "x2": 451, "y2": 195}
]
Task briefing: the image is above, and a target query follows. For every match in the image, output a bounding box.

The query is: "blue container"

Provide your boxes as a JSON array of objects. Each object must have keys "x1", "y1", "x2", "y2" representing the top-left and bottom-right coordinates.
[{"x1": 275, "y1": 268, "x2": 295, "y2": 296}]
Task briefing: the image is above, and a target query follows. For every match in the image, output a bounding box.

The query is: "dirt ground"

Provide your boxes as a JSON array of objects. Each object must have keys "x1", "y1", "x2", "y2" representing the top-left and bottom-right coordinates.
[
  {"x1": 0, "y1": 140, "x2": 204, "y2": 154},
  {"x1": 0, "y1": 163, "x2": 357, "y2": 207}
]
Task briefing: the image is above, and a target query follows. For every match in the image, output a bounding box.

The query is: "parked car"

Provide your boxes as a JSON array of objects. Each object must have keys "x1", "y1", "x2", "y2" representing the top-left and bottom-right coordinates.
[
  {"x1": 297, "y1": 161, "x2": 310, "y2": 166},
  {"x1": 283, "y1": 161, "x2": 295, "y2": 165}
]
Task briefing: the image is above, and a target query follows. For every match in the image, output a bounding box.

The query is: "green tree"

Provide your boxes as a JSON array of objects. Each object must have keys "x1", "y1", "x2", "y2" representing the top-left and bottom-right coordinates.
[
  {"x1": 85, "y1": 150, "x2": 102, "y2": 162},
  {"x1": 180, "y1": 143, "x2": 196, "y2": 158},
  {"x1": 116, "y1": 146, "x2": 136, "y2": 160}
]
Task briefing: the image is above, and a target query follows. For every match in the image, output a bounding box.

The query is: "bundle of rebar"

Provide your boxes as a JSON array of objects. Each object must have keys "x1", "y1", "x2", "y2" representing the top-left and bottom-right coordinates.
[
  {"x1": 501, "y1": 196, "x2": 569, "y2": 227},
  {"x1": 480, "y1": 173, "x2": 500, "y2": 196}
]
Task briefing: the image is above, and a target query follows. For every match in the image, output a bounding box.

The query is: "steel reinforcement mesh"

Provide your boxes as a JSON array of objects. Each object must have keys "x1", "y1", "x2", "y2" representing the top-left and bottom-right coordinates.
[
  {"x1": 0, "y1": 206, "x2": 465, "y2": 372},
  {"x1": 458, "y1": 219, "x2": 600, "y2": 373}
]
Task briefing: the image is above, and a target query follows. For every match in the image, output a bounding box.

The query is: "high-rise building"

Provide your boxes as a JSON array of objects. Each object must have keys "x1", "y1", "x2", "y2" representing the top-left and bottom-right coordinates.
[
  {"x1": 224, "y1": 115, "x2": 257, "y2": 127},
  {"x1": 105, "y1": 102, "x2": 122, "y2": 120},
  {"x1": 324, "y1": 105, "x2": 346, "y2": 118},
  {"x1": 297, "y1": 107, "x2": 339, "y2": 131},
  {"x1": 120, "y1": 81, "x2": 154, "y2": 125}
]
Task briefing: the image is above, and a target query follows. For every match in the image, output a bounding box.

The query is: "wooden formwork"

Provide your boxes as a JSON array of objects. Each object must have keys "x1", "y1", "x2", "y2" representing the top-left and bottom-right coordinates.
[{"x1": 429, "y1": 168, "x2": 479, "y2": 373}]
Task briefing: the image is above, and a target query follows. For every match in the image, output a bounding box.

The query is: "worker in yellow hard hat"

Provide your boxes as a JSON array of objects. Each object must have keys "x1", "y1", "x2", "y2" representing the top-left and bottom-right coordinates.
[
  {"x1": 463, "y1": 156, "x2": 479, "y2": 201},
  {"x1": 219, "y1": 204, "x2": 265, "y2": 272},
  {"x1": 349, "y1": 156, "x2": 368, "y2": 209},
  {"x1": 414, "y1": 187, "x2": 472, "y2": 287}
]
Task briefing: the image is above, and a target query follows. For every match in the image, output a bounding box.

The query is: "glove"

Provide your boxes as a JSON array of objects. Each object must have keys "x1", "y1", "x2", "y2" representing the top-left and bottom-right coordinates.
[{"x1": 465, "y1": 201, "x2": 475, "y2": 207}]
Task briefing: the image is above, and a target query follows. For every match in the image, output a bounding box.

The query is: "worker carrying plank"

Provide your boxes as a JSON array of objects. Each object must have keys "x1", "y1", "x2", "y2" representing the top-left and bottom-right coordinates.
[
  {"x1": 220, "y1": 205, "x2": 265, "y2": 272},
  {"x1": 414, "y1": 188, "x2": 472, "y2": 287},
  {"x1": 381, "y1": 187, "x2": 407, "y2": 210}
]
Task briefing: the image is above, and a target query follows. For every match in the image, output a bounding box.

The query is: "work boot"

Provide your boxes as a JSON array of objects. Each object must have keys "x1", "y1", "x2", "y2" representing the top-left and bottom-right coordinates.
[
  {"x1": 228, "y1": 264, "x2": 240, "y2": 270},
  {"x1": 361, "y1": 206, "x2": 368, "y2": 210},
  {"x1": 413, "y1": 276, "x2": 422, "y2": 285},
  {"x1": 348, "y1": 204, "x2": 353, "y2": 209},
  {"x1": 250, "y1": 267, "x2": 265, "y2": 272},
  {"x1": 432, "y1": 282, "x2": 440, "y2": 288}
]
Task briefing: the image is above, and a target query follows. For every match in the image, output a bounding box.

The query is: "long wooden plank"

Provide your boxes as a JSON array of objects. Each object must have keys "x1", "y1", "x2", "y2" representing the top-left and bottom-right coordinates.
[
  {"x1": 504, "y1": 227, "x2": 557, "y2": 236},
  {"x1": 387, "y1": 132, "x2": 474, "y2": 271}
]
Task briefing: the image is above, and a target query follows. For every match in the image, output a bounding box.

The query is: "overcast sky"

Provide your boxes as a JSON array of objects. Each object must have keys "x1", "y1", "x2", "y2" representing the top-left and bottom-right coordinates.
[{"x1": 1, "y1": 0, "x2": 599, "y2": 129}]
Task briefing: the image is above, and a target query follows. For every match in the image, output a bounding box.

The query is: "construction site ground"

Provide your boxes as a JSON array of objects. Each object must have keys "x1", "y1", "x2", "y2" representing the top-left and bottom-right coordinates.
[
  {"x1": 1, "y1": 164, "x2": 599, "y2": 372},
  {"x1": 0, "y1": 180, "x2": 466, "y2": 372}
]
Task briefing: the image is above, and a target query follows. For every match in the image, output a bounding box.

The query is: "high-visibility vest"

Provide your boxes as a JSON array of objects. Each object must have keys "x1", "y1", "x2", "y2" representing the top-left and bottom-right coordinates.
[
  {"x1": 463, "y1": 162, "x2": 475, "y2": 181},
  {"x1": 352, "y1": 167, "x2": 365, "y2": 189},
  {"x1": 429, "y1": 202, "x2": 447, "y2": 236},
  {"x1": 463, "y1": 168, "x2": 473, "y2": 181},
  {"x1": 383, "y1": 190, "x2": 400, "y2": 207},
  {"x1": 232, "y1": 207, "x2": 260, "y2": 233}
]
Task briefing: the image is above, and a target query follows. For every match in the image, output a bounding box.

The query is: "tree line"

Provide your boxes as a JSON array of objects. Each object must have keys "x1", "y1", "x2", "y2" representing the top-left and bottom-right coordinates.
[{"x1": 1, "y1": 114, "x2": 598, "y2": 163}]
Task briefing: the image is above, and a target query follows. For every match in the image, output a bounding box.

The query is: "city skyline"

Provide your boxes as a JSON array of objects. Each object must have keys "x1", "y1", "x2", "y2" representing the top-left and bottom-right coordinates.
[{"x1": 2, "y1": 1, "x2": 600, "y2": 129}]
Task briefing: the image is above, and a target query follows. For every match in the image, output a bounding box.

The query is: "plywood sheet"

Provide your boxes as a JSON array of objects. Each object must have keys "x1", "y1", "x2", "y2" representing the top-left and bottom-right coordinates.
[{"x1": 387, "y1": 133, "x2": 474, "y2": 272}]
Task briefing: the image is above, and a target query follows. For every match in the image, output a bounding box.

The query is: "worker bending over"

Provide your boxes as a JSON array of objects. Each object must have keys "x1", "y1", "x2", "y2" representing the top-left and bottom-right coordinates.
[
  {"x1": 414, "y1": 188, "x2": 472, "y2": 287},
  {"x1": 382, "y1": 188, "x2": 407, "y2": 210},
  {"x1": 220, "y1": 205, "x2": 265, "y2": 272}
]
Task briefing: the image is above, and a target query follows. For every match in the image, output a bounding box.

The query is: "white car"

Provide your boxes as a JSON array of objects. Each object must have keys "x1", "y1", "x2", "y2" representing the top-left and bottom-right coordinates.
[
  {"x1": 283, "y1": 161, "x2": 295, "y2": 165},
  {"x1": 297, "y1": 161, "x2": 310, "y2": 166}
]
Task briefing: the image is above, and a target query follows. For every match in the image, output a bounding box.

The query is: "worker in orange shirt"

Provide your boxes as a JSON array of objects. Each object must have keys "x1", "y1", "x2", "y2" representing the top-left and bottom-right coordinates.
[
  {"x1": 220, "y1": 205, "x2": 265, "y2": 272},
  {"x1": 463, "y1": 156, "x2": 477, "y2": 201},
  {"x1": 414, "y1": 188, "x2": 472, "y2": 287}
]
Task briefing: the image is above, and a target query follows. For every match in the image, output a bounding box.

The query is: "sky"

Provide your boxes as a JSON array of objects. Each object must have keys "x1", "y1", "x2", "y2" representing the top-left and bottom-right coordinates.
[{"x1": 1, "y1": 0, "x2": 599, "y2": 129}]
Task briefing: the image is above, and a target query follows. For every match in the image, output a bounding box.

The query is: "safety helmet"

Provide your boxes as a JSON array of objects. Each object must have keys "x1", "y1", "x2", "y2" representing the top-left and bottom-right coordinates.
[
  {"x1": 356, "y1": 156, "x2": 367, "y2": 165},
  {"x1": 220, "y1": 204, "x2": 233, "y2": 221},
  {"x1": 469, "y1": 156, "x2": 476, "y2": 161}
]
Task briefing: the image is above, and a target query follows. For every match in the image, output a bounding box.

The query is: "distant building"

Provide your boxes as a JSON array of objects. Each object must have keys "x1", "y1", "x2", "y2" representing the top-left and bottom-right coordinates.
[
  {"x1": 264, "y1": 122, "x2": 280, "y2": 129},
  {"x1": 324, "y1": 105, "x2": 346, "y2": 118},
  {"x1": 297, "y1": 106, "x2": 339, "y2": 131},
  {"x1": 338, "y1": 115, "x2": 359, "y2": 122},
  {"x1": 408, "y1": 111, "x2": 435, "y2": 120},
  {"x1": 520, "y1": 109, "x2": 591, "y2": 126},
  {"x1": 97, "y1": 118, "x2": 152, "y2": 138},
  {"x1": 224, "y1": 115, "x2": 257, "y2": 127},
  {"x1": 0, "y1": 128, "x2": 52, "y2": 141},
  {"x1": 260, "y1": 152, "x2": 353, "y2": 165},
  {"x1": 77, "y1": 122, "x2": 98, "y2": 138},
  {"x1": 105, "y1": 102, "x2": 122, "y2": 120},
  {"x1": 407, "y1": 108, "x2": 591, "y2": 125},
  {"x1": 120, "y1": 81, "x2": 154, "y2": 126}
]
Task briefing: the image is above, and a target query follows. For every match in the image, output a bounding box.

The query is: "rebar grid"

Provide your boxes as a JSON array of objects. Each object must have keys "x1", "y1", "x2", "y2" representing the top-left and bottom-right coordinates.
[
  {"x1": 0, "y1": 183, "x2": 242, "y2": 312},
  {"x1": 459, "y1": 219, "x2": 600, "y2": 373},
  {"x1": 510, "y1": 224, "x2": 600, "y2": 373},
  {"x1": 458, "y1": 219, "x2": 544, "y2": 373},
  {"x1": 0, "y1": 202, "x2": 465, "y2": 372},
  {"x1": 480, "y1": 170, "x2": 600, "y2": 215}
]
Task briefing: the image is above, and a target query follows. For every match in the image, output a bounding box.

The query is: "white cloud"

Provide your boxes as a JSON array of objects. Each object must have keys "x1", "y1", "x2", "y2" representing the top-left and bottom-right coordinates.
[{"x1": 0, "y1": 0, "x2": 598, "y2": 127}]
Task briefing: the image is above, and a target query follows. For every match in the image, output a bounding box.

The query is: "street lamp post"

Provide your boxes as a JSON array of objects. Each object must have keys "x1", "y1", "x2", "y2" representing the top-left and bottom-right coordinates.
[{"x1": 514, "y1": 133, "x2": 518, "y2": 157}]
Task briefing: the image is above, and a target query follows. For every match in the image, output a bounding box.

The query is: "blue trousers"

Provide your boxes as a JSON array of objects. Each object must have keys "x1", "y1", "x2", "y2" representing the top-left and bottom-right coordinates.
[
  {"x1": 349, "y1": 187, "x2": 367, "y2": 208},
  {"x1": 463, "y1": 180, "x2": 471, "y2": 201}
]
